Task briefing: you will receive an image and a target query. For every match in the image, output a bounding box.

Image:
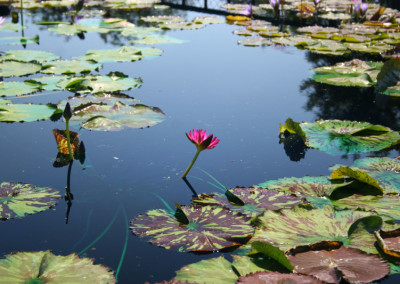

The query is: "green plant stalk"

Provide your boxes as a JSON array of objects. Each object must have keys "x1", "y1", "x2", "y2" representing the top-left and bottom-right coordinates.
[
  {"x1": 65, "y1": 119, "x2": 74, "y2": 160},
  {"x1": 182, "y1": 149, "x2": 201, "y2": 178}
]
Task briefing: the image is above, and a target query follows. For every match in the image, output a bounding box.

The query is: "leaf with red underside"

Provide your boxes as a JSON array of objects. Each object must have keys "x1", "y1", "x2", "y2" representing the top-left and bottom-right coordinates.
[{"x1": 237, "y1": 271, "x2": 324, "y2": 284}]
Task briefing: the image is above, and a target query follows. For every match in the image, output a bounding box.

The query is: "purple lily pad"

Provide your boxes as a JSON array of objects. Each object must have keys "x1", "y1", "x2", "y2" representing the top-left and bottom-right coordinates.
[{"x1": 237, "y1": 271, "x2": 324, "y2": 284}]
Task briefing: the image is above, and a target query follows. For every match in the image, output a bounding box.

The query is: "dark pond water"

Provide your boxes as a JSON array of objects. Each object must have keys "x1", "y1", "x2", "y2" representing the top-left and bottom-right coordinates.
[{"x1": 1, "y1": 1, "x2": 400, "y2": 283}]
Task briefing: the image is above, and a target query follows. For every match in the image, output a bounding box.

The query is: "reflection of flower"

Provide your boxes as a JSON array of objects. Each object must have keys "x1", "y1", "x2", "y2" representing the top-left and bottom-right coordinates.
[
  {"x1": 0, "y1": 17, "x2": 6, "y2": 26},
  {"x1": 182, "y1": 129, "x2": 219, "y2": 178}
]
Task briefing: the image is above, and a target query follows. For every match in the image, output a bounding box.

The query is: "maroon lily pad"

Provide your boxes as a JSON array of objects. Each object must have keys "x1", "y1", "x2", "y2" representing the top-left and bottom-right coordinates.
[
  {"x1": 287, "y1": 242, "x2": 390, "y2": 283},
  {"x1": 375, "y1": 228, "x2": 400, "y2": 258},
  {"x1": 237, "y1": 271, "x2": 324, "y2": 284},
  {"x1": 130, "y1": 205, "x2": 254, "y2": 252},
  {"x1": 192, "y1": 187, "x2": 304, "y2": 218}
]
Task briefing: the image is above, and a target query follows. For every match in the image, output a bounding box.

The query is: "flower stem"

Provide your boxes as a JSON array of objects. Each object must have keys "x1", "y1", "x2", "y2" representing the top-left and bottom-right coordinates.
[
  {"x1": 182, "y1": 149, "x2": 201, "y2": 179},
  {"x1": 65, "y1": 119, "x2": 74, "y2": 161}
]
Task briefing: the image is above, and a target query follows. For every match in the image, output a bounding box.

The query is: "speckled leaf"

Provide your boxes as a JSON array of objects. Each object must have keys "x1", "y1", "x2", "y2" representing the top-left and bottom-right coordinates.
[
  {"x1": 0, "y1": 101, "x2": 57, "y2": 122},
  {"x1": 300, "y1": 120, "x2": 400, "y2": 155},
  {"x1": 58, "y1": 93, "x2": 164, "y2": 131},
  {"x1": 252, "y1": 206, "x2": 377, "y2": 252},
  {"x1": 173, "y1": 256, "x2": 237, "y2": 284},
  {"x1": 0, "y1": 251, "x2": 116, "y2": 283},
  {"x1": 368, "y1": 171, "x2": 400, "y2": 194},
  {"x1": 237, "y1": 271, "x2": 324, "y2": 284},
  {"x1": 0, "y1": 60, "x2": 42, "y2": 78},
  {"x1": 333, "y1": 195, "x2": 400, "y2": 221},
  {"x1": 42, "y1": 60, "x2": 101, "y2": 75},
  {"x1": 192, "y1": 187, "x2": 303, "y2": 218},
  {"x1": 52, "y1": 129, "x2": 80, "y2": 156},
  {"x1": 1, "y1": 50, "x2": 60, "y2": 63},
  {"x1": 288, "y1": 244, "x2": 389, "y2": 283},
  {"x1": 0, "y1": 182, "x2": 61, "y2": 220},
  {"x1": 0, "y1": 81, "x2": 41, "y2": 97},
  {"x1": 130, "y1": 205, "x2": 253, "y2": 252},
  {"x1": 331, "y1": 166, "x2": 384, "y2": 193},
  {"x1": 354, "y1": 157, "x2": 400, "y2": 172},
  {"x1": 59, "y1": 74, "x2": 141, "y2": 93}
]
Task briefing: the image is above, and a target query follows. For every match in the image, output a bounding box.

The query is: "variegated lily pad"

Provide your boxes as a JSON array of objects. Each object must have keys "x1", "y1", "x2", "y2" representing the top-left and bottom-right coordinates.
[
  {"x1": 192, "y1": 187, "x2": 304, "y2": 218},
  {"x1": 354, "y1": 157, "x2": 400, "y2": 172},
  {"x1": 299, "y1": 120, "x2": 400, "y2": 156},
  {"x1": 42, "y1": 60, "x2": 101, "y2": 75},
  {"x1": 130, "y1": 205, "x2": 253, "y2": 252},
  {"x1": 252, "y1": 206, "x2": 380, "y2": 254},
  {"x1": 237, "y1": 271, "x2": 324, "y2": 284},
  {"x1": 59, "y1": 93, "x2": 164, "y2": 131},
  {"x1": 375, "y1": 228, "x2": 400, "y2": 258},
  {"x1": 0, "y1": 50, "x2": 60, "y2": 63},
  {"x1": 0, "y1": 250, "x2": 116, "y2": 283},
  {"x1": 288, "y1": 243, "x2": 389, "y2": 283},
  {"x1": 332, "y1": 194, "x2": 400, "y2": 221},
  {"x1": 173, "y1": 256, "x2": 237, "y2": 284},
  {"x1": 0, "y1": 182, "x2": 61, "y2": 220},
  {"x1": 0, "y1": 60, "x2": 42, "y2": 78},
  {"x1": 0, "y1": 99, "x2": 58, "y2": 122}
]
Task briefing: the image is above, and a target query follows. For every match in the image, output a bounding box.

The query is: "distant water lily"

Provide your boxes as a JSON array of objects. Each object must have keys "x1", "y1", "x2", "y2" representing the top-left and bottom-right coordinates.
[
  {"x1": 0, "y1": 17, "x2": 6, "y2": 26},
  {"x1": 239, "y1": 4, "x2": 252, "y2": 17},
  {"x1": 269, "y1": 0, "x2": 280, "y2": 18},
  {"x1": 182, "y1": 129, "x2": 219, "y2": 178}
]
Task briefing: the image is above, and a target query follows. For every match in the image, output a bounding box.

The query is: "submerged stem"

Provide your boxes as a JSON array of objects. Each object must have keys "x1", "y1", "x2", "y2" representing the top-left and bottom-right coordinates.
[{"x1": 182, "y1": 149, "x2": 201, "y2": 178}]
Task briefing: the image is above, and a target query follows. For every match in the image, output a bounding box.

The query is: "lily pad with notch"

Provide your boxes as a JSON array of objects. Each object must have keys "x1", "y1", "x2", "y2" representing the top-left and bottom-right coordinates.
[
  {"x1": 130, "y1": 205, "x2": 254, "y2": 252},
  {"x1": 0, "y1": 182, "x2": 61, "y2": 220},
  {"x1": 0, "y1": 250, "x2": 116, "y2": 283}
]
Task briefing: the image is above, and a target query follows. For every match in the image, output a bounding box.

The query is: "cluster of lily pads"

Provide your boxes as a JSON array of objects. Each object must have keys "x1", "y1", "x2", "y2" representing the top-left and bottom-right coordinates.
[{"x1": 130, "y1": 155, "x2": 400, "y2": 283}]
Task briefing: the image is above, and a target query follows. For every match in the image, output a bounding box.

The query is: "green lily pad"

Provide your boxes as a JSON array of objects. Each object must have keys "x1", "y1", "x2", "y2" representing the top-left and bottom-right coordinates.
[
  {"x1": 354, "y1": 157, "x2": 400, "y2": 172},
  {"x1": 252, "y1": 206, "x2": 379, "y2": 253},
  {"x1": 377, "y1": 58, "x2": 400, "y2": 96},
  {"x1": 238, "y1": 37, "x2": 271, "y2": 47},
  {"x1": 42, "y1": 60, "x2": 101, "y2": 75},
  {"x1": 332, "y1": 194, "x2": 400, "y2": 221},
  {"x1": 0, "y1": 100, "x2": 58, "y2": 122},
  {"x1": 380, "y1": 83, "x2": 400, "y2": 97},
  {"x1": 59, "y1": 93, "x2": 164, "y2": 131},
  {"x1": 232, "y1": 255, "x2": 272, "y2": 277},
  {"x1": 0, "y1": 35, "x2": 39, "y2": 46},
  {"x1": 47, "y1": 23, "x2": 111, "y2": 35},
  {"x1": 140, "y1": 15, "x2": 186, "y2": 24},
  {"x1": 74, "y1": 46, "x2": 162, "y2": 63},
  {"x1": 1, "y1": 50, "x2": 60, "y2": 63},
  {"x1": 304, "y1": 39, "x2": 349, "y2": 56},
  {"x1": 27, "y1": 75, "x2": 69, "y2": 91},
  {"x1": 159, "y1": 22, "x2": 205, "y2": 30},
  {"x1": 312, "y1": 59, "x2": 382, "y2": 87},
  {"x1": 41, "y1": 0, "x2": 76, "y2": 8},
  {"x1": 0, "y1": 23, "x2": 25, "y2": 32},
  {"x1": 288, "y1": 243, "x2": 389, "y2": 283},
  {"x1": 0, "y1": 60, "x2": 42, "y2": 78},
  {"x1": 331, "y1": 166, "x2": 385, "y2": 193},
  {"x1": 59, "y1": 74, "x2": 142, "y2": 93},
  {"x1": 192, "y1": 187, "x2": 304, "y2": 218},
  {"x1": 0, "y1": 182, "x2": 60, "y2": 220},
  {"x1": 345, "y1": 42, "x2": 395, "y2": 55},
  {"x1": 299, "y1": 119, "x2": 400, "y2": 156},
  {"x1": 120, "y1": 26, "x2": 162, "y2": 37},
  {"x1": 130, "y1": 205, "x2": 253, "y2": 252},
  {"x1": 0, "y1": 81, "x2": 41, "y2": 97},
  {"x1": 0, "y1": 250, "x2": 116, "y2": 283},
  {"x1": 173, "y1": 256, "x2": 237, "y2": 284},
  {"x1": 319, "y1": 12, "x2": 351, "y2": 20},
  {"x1": 193, "y1": 16, "x2": 225, "y2": 24}
]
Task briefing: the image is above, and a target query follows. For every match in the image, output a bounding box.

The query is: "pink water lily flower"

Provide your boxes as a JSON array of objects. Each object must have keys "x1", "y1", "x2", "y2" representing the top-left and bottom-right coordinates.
[
  {"x1": 182, "y1": 129, "x2": 219, "y2": 178},
  {"x1": 240, "y1": 4, "x2": 252, "y2": 17}
]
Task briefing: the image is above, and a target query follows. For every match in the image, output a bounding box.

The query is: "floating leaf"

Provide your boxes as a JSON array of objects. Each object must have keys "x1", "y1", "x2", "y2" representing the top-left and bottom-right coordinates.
[
  {"x1": 59, "y1": 74, "x2": 141, "y2": 93},
  {"x1": 251, "y1": 242, "x2": 293, "y2": 271},
  {"x1": 0, "y1": 35, "x2": 39, "y2": 46},
  {"x1": 0, "y1": 250, "x2": 116, "y2": 283},
  {"x1": 376, "y1": 58, "x2": 400, "y2": 96},
  {"x1": 120, "y1": 26, "x2": 162, "y2": 37},
  {"x1": 252, "y1": 206, "x2": 378, "y2": 253},
  {"x1": 192, "y1": 187, "x2": 304, "y2": 218},
  {"x1": 299, "y1": 119, "x2": 400, "y2": 156},
  {"x1": 312, "y1": 59, "x2": 382, "y2": 87},
  {"x1": 375, "y1": 228, "x2": 400, "y2": 258},
  {"x1": 0, "y1": 60, "x2": 42, "y2": 78},
  {"x1": 173, "y1": 256, "x2": 237, "y2": 284},
  {"x1": 0, "y1": 81, "x2": 41, "y2": 97},
  {"x1": 0, "y1": 100, "x2": 58, "y2": 122},
  {"x1": 0, "y1": 50, "x2": 60, "y2": 63},
  {"x1": 159, "y1": 22, "x2": 205, "y2": 30},
  {"x1": 231, "y1": 255, "x2": 271, "y2": 277},
  {"x1": 193, "y1": 16, "x2": 224, "y2": 24},
  {"x1": 140, "y1": 15, "x2": 186, "y2": 24},
  {"x1": 354, "y1": 157, "x2": 400, "y2": 172},
  {"x1": 27, "y1": 75, "x2": 68, "y2": 91},
  {"x1": 279, "y1": 118, "x2": 306, "y2": 139},
  {"x1": 42, "y1": 60, "x2": 101, "y2": 75},
  {"x1": 304, "y1": 39, "x2": 349, "y2": 56},
  {"x1": 0, "y1": 182, "x2": 60, "y2": 220},
  {"x1": 237, "y1": 271, "x2": 324, "y2": 284},
  {"x1": 59, "y1": 93, "x2": 164, "y2": 131},
  {"x1": 130, "y1": 205, "x2": 253, "y2": 252},
  {"x1": 52, "y1": 129, "x2": 80, "y2": 155},
  {"x1": 287, "y1": 243, "x2": 389, "y2": 283},
  {"x1": 0, "y1": 23, "x2": 25, "y2": 32},
  {"x1": 131, "y1": 35, "x2": 187, "y2": 45},
  {"x1": 238, "y1": 37, "x2": 271, "y2": 47},
  {"x1": 331, "y1": 166, "x2": 384, "y2": 193}
]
